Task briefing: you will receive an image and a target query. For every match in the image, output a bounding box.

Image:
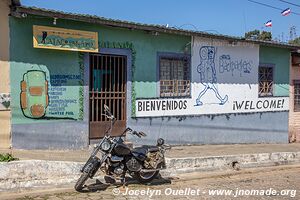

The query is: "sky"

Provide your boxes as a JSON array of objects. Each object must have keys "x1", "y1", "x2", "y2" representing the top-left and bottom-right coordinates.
[{"x1": 22, "y1": 0, "x2": 300, "y2": 41}]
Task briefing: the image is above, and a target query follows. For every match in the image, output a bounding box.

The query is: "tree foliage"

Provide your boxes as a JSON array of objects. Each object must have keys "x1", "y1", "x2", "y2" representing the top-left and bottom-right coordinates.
[
  {"x1": 289, "y1": 37, "x2": 300, "y2": 45},
  {"x1": 245, "y1": 29, "x2": 272, "y2": 41}
]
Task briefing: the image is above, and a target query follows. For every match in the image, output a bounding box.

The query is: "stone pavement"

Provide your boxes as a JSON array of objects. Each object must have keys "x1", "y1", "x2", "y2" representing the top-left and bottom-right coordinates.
[{"x1": 1, "y1": 165, "x2": 300, "y2": 200}]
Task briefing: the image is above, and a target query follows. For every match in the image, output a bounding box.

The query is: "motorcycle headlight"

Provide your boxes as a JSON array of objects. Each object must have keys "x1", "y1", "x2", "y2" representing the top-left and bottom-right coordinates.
[{"x1": 101, "y1": 141, "x2": 111, "y2": 151}]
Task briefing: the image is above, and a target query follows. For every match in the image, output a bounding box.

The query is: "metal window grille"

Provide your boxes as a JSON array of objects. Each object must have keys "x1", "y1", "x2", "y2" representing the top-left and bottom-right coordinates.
[
  {"x1": 259, "y1": 66, "x2": 273, "y2": 97},
  {"x1": 159, "y1": 57, "x2": 190, "y2": 97},
  {"x1": 294, "y1": 81, "x2": 300, "y2": 112}
]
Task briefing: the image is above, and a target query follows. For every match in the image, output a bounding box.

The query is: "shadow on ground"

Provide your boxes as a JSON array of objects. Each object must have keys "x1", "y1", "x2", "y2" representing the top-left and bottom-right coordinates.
[{"x1": 80, "y1": 174, "x2": 173, "y2": 193}]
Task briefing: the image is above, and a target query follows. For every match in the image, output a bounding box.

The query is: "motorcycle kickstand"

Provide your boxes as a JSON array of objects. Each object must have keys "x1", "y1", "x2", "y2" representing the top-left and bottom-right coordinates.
[{"x1": 121, "y1": 175, "x2": 127, "y2": 188}]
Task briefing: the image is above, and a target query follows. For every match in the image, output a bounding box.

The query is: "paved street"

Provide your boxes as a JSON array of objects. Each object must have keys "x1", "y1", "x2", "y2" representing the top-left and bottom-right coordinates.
[{"x1": 1, "y1": 164, "x2": 299, "y2": 200}]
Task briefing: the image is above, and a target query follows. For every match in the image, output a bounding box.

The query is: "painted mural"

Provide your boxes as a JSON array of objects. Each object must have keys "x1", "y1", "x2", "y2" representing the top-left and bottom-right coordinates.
[
  {"x1": 17, "y1": 68, "x2": 83, "y2": 120},
  {"x1": 135, "y1": 37, "x2": 289, "y2": 117},
  {"x1": 195, "y1": 46, "x2": 228, "y2": 106},
  {"x1": 0, "y1": 93, "x2": 10, "y2": 110},
  {"x1": 10, "y1": 57, "x2": 84, "y2": 124},
  {"x1": 20, "y1": 70, "x2": 49, "y2": 118},
  {"x1": 18, "y1": 69, "x2": 83, "y2": 120}
]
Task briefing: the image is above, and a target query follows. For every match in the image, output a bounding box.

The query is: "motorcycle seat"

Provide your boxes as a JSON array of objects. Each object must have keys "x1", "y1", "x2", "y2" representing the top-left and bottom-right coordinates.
[
  {"x1": 132, "y1": 145, "x2": 159, "y2": 161},
  {"x1": 133, "y1": 145, "x2": 159, "y2": 153},
  {"x1": 147, "y1": 145, "x2": 159, "y2": 152}
]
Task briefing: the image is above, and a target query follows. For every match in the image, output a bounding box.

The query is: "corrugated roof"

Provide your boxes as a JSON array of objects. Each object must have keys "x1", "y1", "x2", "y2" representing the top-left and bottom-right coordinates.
[
  {"x1": 11, "y1": 5, "x2": 300, "y2": 50},
  {"x1": 11, "y1": 0, "x2": 21, "y2": 6}
]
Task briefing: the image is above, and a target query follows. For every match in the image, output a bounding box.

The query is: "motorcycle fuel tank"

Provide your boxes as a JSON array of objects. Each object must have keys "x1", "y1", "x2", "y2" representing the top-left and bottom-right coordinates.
[{"x1": 113, "y1": 143, "x2": 131, "y2": 156}]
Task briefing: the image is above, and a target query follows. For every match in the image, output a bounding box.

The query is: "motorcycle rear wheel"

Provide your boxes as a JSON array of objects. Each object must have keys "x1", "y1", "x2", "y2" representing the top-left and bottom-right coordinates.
[
  {"x1": 134, "y1": 170, "x2": 159, "y2": 184},
  {"x1": 74, "y1": 172, "x2": 89, "y2": 191}
]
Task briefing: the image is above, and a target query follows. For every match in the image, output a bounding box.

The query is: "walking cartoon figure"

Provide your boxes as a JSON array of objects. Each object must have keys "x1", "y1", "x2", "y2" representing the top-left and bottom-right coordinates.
[{"x1": 195, "y1": 46, "x2": 228, "y2": 106}]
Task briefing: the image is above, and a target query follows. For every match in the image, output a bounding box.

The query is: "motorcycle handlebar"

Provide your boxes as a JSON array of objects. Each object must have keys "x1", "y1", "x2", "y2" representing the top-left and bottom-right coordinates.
[
  {"x1": 132, "y1": 131, "x2": 147, "y2": 138},
  {"x1": 121, "y1": 128, "x2": 147, "y2": 138},
  {"x1": 132, "y1": 131, "x2": 141, "y2": 138},
  {"x1": 102, "y1": 105, "x2": 146, "y2": 138},
  {"x1": 139, "y1": 131, "x2": 147, "y2": 137}
]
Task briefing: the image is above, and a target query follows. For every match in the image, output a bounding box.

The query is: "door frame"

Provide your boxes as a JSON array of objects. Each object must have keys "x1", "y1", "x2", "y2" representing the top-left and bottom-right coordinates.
[{"x1": 85, "y1": 48, "x2": 132, "y2": 141}]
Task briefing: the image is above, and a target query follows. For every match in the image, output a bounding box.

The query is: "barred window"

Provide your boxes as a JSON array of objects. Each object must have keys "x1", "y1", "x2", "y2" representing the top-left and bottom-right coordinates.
[
  {"x1": 294, "y1": 81, "x2": 300, "y2": 112},
  {"x1": 259, "y1": 65, "x2": 273, "y2": 97},
  {"x1": 159, "y1": 55, "x2": 190, "y2": 97}
]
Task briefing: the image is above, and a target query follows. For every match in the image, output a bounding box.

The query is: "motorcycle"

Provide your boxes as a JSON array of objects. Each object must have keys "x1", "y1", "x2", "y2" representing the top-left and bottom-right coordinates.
[{"x1": 75, "y1": 104, "x2": 170, "y2": 191}]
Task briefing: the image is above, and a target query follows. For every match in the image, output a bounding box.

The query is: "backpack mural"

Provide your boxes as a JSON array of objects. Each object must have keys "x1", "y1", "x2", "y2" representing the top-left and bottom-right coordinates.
[
  {"x1": 20, "y1": 70, "x2": 49, "y2": 118},
  {"x1": 19, "y1": 69, "x2": 83, "y2": 120}
]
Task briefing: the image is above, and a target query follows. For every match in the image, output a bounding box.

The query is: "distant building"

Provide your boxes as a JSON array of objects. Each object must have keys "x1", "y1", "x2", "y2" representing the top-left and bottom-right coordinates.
[{"x1": 0, "y1": 0, "x2": 12, "y2": 149}]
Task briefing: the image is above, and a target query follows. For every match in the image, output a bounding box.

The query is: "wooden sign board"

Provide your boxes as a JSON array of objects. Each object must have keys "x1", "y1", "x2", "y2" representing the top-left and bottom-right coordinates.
[{"x1": 33, "y1": 25, "x2": 98, "y2": 52}]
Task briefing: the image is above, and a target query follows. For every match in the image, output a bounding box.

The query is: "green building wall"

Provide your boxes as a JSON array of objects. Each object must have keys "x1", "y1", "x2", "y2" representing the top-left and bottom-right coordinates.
[
  {"x1": 9, "y1": 14, "x2": 292, "y2": 149},
  {"x1": 9, "y1": 15, "x2": 190, "y2": 149},
  {"x1": 259, "y1": 46, "x2": 290, "y2": 97},
  {"x1": 10, "y1": 16, "x2": 190, "y2": 123}
]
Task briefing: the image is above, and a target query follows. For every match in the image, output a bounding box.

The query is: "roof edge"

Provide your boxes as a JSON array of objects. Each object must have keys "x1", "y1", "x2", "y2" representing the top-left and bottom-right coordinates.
[{"x1": 10, "y1": 5, "x2": 300, "y2": 50}]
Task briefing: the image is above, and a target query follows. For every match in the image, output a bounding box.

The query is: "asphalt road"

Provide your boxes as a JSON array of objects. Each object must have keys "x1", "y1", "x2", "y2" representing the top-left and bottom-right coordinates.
[{"x1": 2, "y1": 164, "x2": 300, "y2": 200}]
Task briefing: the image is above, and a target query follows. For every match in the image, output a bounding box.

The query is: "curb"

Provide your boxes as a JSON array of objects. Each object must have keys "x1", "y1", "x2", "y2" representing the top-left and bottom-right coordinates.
[
  {"x1": 165, "y1": 151, "x2": 300, "y2": 175},
  {"x1": 1, "y1": 151, "x2": 300, "y2": 191}
]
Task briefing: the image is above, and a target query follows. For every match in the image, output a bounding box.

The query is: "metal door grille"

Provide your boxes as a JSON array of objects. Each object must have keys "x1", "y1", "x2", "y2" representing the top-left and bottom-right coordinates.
[{"x1": 89, "y1": 54, "x2": 127, "y2": 139}]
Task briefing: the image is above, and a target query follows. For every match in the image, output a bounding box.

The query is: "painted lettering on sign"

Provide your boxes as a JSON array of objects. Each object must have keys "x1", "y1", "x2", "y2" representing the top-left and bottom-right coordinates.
[
  {"x1": 19, "y1": 70, "x2": 82, "y2": 120},
  {"x1": 233, "y1": 99, "x2": 285, "y2": 111},
  {"x1": 33, "y1": 25, "x2": 98, "y2": 52},
  {"x1": 219, "y1": 55, "x2": 252, "y2": 76},
  {"x1": 137, "y1": 100, "x2": 188, "y2": 112},
  {"x1": 135, "y1": 37, "x2": 288, "y2": 118},
  {"x1": 48, "y1": 74, "x2": 81, "y2": 117}
]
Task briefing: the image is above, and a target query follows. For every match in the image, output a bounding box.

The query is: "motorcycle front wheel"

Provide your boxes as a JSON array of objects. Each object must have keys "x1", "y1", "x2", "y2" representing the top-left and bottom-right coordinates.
[
  {"x1": 74, "y1": 172, "x2": 89, "y2": 191},
  {"x1": 134, "y1": 170, "x2": 159, "y2": 184}
]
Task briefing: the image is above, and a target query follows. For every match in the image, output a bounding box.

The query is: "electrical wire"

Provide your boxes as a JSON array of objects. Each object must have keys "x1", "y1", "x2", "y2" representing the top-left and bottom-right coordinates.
[
  {"x1": 248, "y1": 0, "x2": 282, "y2": 11},
  {"x1": 247, "y1": 0, "x2": 300, "y2": 16},
  {"x1": 279, "y1": 0, "x2": 300, "y2": 8}
]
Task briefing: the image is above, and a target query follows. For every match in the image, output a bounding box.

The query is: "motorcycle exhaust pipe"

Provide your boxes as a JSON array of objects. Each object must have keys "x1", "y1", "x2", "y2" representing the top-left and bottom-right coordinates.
[
  {"x1": 140, "y1": 169, "x2": 161, "y2": 173},
  {"x1": 140, "y1": 169, "x2": 158, "y2": 173}
]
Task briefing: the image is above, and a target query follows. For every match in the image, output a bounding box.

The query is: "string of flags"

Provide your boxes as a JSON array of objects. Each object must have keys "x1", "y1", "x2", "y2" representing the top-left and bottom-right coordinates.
[{"x1": 264, "y1": 8, "x2": 291, "y2": 27}]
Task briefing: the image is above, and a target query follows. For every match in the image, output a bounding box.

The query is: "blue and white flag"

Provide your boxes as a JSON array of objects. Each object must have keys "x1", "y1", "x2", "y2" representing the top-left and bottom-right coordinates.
[
  {"x1": 265, "y1": 20, "x2": 272, "y2": 27},
  {"x1": 281, "y1": 8, "x2": 291, "y2": 16}
]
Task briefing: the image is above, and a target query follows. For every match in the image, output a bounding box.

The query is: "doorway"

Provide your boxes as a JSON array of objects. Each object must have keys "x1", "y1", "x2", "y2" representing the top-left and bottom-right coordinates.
[{"x1": 89, "y1": 53, "x2": 127, "y2": 138}]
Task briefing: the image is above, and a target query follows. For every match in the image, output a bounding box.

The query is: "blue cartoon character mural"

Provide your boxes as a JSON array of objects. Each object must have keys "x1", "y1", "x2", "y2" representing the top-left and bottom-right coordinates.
[{"x1": 195, "y1": 46, "x2": 228, "y2": 106}]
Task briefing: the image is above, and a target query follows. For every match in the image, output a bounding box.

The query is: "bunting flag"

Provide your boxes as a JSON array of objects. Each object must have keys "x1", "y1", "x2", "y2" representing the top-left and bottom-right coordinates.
[
  {"x1": 281, "y1": 8, "x2": 291, "y2": 16},
  {"x1": 265, "y1": 20, "x2": 272, "y2": 27}
]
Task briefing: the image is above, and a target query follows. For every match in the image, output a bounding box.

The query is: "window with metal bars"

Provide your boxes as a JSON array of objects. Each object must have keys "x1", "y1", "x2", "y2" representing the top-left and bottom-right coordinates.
[
  {"x1": 294, "y1": 80, "x2": 300, "y2": 112},
  {"x1": 259, "y1": 65, "x2": 274, "y2": 97},
  {"x1": 159, "y1": 54, "x2": 190, "y2": 97}
]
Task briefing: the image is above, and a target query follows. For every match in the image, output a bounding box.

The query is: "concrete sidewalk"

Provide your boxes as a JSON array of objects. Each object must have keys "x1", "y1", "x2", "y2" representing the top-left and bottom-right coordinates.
[
  {"x1": 1, "y1": 143, "x2": 300, "y2": 192},
  {"x1": 1, "y1": 143, "x2": 300, "y2": 162}
]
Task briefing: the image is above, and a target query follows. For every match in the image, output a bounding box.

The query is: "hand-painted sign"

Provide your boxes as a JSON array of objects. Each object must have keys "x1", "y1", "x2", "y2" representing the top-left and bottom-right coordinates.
[
  {"x1": 135, "y1": 37, "x2": 289, "y2": 117},
  {"x1": 136, "y1": 97, "x2": 289, "y2": 117},
  {"x1": 0, "y1": 93, "x2": 10, "y2": 110},
  {"x1": 19, "y1": 70, "x2": 82, "y2": 120},
  {"x1": 33, "y1": 25, "x2": 98, "y2": 52}
]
